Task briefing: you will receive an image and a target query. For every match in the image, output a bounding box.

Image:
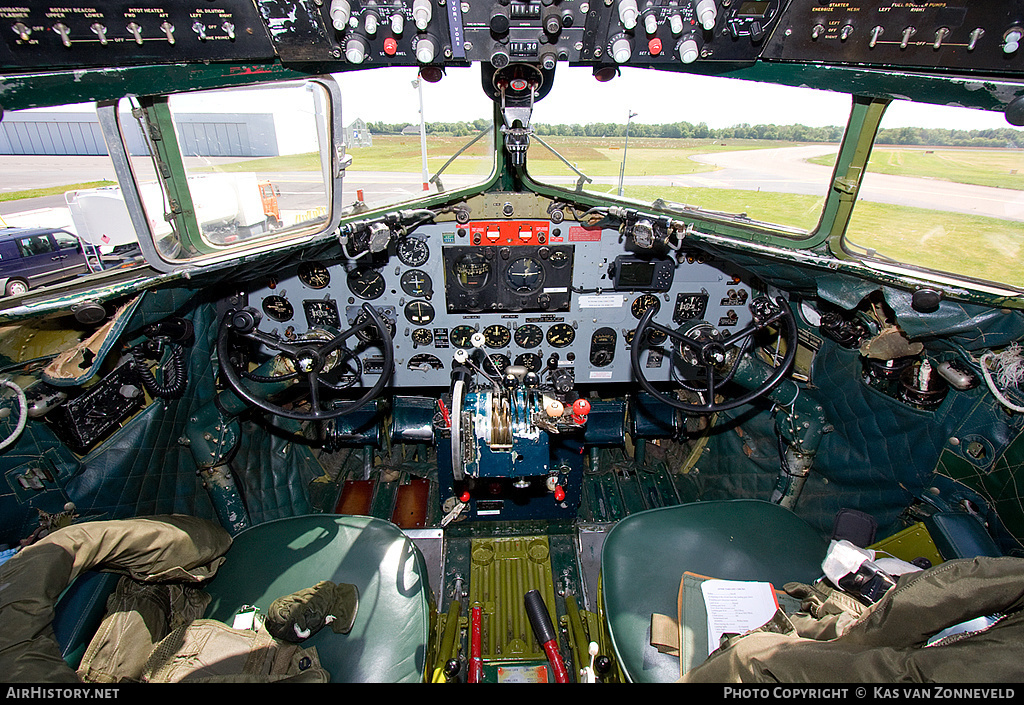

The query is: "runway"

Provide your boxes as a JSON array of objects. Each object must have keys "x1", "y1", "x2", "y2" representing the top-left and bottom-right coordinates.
[{"x1": 3, "y1": 145, "x2": 1023, "y2": 231}]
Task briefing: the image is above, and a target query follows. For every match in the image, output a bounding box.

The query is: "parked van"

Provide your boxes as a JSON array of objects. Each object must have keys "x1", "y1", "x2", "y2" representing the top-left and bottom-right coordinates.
[{"x1": 0, "y1": 227, "x2": 90, "y2": 296}]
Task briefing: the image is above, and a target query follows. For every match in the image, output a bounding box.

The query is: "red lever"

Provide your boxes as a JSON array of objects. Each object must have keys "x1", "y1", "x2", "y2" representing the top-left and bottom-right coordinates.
[{"x1": 469, "y1": 606, "x2": 483, "y2": 683}]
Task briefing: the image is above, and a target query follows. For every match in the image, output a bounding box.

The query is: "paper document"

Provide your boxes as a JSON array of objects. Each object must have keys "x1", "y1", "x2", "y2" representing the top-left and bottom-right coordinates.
[{"x1": 701, "y1": 580, "x2": 780, "y2": 653}]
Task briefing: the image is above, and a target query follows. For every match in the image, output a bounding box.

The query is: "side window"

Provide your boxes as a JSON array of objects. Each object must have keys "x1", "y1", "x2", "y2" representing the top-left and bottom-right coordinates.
[
  {"x1": 17, "y1": 236, "x2": 54, "y2": 257},
  {"x1": 52, "y1": 231, "x2": 80, "y2": 250}
]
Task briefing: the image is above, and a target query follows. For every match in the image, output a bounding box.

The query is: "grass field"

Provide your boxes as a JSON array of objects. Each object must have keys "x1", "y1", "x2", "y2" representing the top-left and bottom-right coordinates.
[
  {"x1": 203, "y1": 135, "x2": 798, "y2": 178},
  {"x1": 1, "y1": 180, "x2": 115, "y2": 203},
  {"x1": 809, "y1": 147, "x2": 1024, "y2": 191},
  {"x1": 18, "y1": 135, "x2": 1023, "y2": 288}
]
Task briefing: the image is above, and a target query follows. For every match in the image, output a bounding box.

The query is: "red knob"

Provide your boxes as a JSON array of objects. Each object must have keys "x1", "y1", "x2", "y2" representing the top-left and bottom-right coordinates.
[
  {"x1": 460, "y1": 491, "x2": 471, "y2": 503},
  {"x1": 554, "y1": 486, "x2": 566, "y2": 502},
  {"x1": 572, "y1": 398, "x2": 591, "y2": 423}
]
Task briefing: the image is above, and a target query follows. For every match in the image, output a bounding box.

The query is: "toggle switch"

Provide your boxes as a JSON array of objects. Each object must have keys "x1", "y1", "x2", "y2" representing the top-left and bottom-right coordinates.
[
  {"x1": 127, "y1": 22, "x2": 144, "y2": 45},
  {"x1": 91, "y1": 22, "x2": 108, "y2": 45},
  {"x1": 53, "y1": 23, "x2": 71, "y2": 47}
]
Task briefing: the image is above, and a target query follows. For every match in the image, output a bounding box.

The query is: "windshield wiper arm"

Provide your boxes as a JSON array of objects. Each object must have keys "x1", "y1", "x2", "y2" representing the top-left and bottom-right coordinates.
[
  {"x1": 430, "y1": 124, "x2": 492, "y2": 194},
  {"x1": 529, "y1": 133, "x2": 593, "y2": 192}
]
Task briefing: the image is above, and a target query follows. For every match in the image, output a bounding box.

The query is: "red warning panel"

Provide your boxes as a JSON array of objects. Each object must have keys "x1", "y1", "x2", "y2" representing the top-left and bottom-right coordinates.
[{"x1": 463, "y1": 220, "x2": 550, "y2": 246}]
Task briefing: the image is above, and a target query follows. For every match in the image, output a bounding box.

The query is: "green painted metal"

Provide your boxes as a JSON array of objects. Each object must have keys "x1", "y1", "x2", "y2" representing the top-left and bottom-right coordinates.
[{"x1": 136, "y1": 97, "x2": 212, "y2": 256}]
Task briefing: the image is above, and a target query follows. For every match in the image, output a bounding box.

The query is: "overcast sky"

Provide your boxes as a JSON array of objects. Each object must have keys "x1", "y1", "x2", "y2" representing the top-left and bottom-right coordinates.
[{"x1": 24, "y1": 63, "x2": 1017, "y2": 137}]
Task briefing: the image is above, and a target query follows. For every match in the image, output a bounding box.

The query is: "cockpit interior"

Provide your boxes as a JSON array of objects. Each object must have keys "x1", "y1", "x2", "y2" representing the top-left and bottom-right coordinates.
[{"x1": 1, "y1": 0, "x2": 1024, "y2": 685}]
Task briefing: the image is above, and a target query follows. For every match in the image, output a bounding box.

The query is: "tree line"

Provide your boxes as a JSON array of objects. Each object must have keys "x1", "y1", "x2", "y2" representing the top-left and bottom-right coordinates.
[{"x1": 365, "y1": 119, "x2": 1024, "y2": 148}]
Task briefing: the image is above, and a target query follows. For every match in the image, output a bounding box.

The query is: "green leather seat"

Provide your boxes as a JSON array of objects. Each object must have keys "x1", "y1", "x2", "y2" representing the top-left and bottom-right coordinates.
[
  {"x1": 601, "y1": 500, "x2": 828, "y2": 683},
  {"x1": 204, "y1": 515, "x2": 432, "y2": 683}
]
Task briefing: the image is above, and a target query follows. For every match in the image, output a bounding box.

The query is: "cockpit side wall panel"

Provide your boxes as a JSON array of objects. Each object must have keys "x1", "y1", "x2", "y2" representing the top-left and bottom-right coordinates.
[{"x1": 62, "y1": 297, "x2": 221, "y2": 523}]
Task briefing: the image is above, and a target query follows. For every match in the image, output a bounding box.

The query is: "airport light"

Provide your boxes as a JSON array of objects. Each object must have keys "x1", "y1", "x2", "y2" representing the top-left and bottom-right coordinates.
[
  {"x1": 413, "y1": 75, "x2": 429, "y2": 191},
  {"x1": 618, "y1": 110, "x2": 638, "y2": 197}
]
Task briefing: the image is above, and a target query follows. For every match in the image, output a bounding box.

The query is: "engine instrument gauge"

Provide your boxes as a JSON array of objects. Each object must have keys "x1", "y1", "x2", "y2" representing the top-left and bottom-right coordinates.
[
  {"x1": 514, "y1": 352, "x2": 543, "y2": 373},
  {"x1": 303, "y1": 299, "x2": 340, "y2": 328},
  {"x1": 506, "y1": 256, "x2": 544, "y2": 293},
  {"x1": 410, "y1": 327, "x2": 434, "y2": 347},
  {"x1": 400, "y1": 270, "x2": 433, "y2": 298},
  {"x1": 453, "y1": 251, "x2": 491, "y2": 291},
  {"x1": 397, "y1": 237, "x2": 429, "y2": 267},
  {"x1": 631, "y1": 294, "x2": 661, "y2": 319},
  {"x1": 298, "y1": 262, "x2": 331, "y2": 289},
  {"x1": 483, "y1": 324, "x2": 512, "y2": 348},
  {"x1": 513, "y1": 323, "x2": 543, "y2": 348},
  {"x1": 262, "y1": 295, "x2": 294, "y2": 322},
  {"x1": 404, "y1": 300, "x2": 435, "y2": 325},
  {"x1": 546, "y1": 323, "x2": 576, "y2": 348},
  {"x1": 450, "y1": 324, "x2": 477, "y2": 348},
  {"x1": 347, "y1": 268, "x2": 386, "y2": 300}
]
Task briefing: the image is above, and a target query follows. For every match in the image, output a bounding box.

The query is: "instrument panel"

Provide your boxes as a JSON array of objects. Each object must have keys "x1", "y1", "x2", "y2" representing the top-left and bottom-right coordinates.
[
  {"x1": 247, "y1": 217, "x2": 756, "y2": 389},
  {"x1": 5, "y1": 0, "x2": 1024, "y2": 79}
]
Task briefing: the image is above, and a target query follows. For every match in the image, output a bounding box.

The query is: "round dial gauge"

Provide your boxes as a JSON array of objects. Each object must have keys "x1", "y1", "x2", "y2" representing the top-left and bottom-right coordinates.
[
  {"x1": 506, "y1": 256, "x2": 544, "y2": 293},
  {"x1": 515, "y1": 352, "x2": 543, "y2": 373},
  {"x1": 546, "y1": 323, "x2": 576, "y2": 348},
  {"x1": 262, "y1": 295, "x2": 293, "y2": 322},
  {"x1": 411, "y1": 327, "x2": 434, "y2": 347},
  {"x1": 450, "y1": 324, "x2": 477, "y2": 349},
  {"x1": 631, "y1": 294, "x2": 661, "y2": 319},
  {"x1": 404, "y1": 300, "x2": 435, "y2": 325},
  {"x1": 514, "y1": 323, "x2": 543, "y2": 348},
  {"x1": 298, "y1": 262, "x2": 330, "y2": 289},
  {"x1": 397, "y1": 237, "x2": 429, "y2": 267},
  {"x1": 483, "y1": 324, "x2": 511, "y2": 348},
  {"x1": 453, "y1": 252, "x2": 491, "y2": 291},
  {"x1": 627, "y1": 327, "x2": 667, "y2": 346},
  {"x1": 347, "y1": 268, "x2": 386, "y2": 300},
  {"x1": 304, "y1": 299, "x2": 340, "y2": 328},
  {"x1": 483, "y1": 353, "x2": 511, "y2": 377},
  {"x1": 400, "y1": 270, "x2": 433, "y2": 298},
  {"x1": 354, "y1": 308, "x2": 396, "y2": 342}
]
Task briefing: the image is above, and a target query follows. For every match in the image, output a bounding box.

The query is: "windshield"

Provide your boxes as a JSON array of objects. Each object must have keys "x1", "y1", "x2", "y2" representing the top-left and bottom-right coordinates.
[
  {"x1": 841, "y1": 100, "x2": 1024, "y2": 290},
  {"x1": 333, "y1": 67, "x2": 496, "y2": 213},
  {"x1": 524, "y1": 67, "x2": 851, "y2": 234}
]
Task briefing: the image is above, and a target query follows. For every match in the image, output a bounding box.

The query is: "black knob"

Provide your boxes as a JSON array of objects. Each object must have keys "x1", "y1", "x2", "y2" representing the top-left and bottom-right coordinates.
[
  {"x1": 229, "y1": 308, "x2": 260, "y2": 333},
  {"x1": 912, "y1": 288, "x2": 942, "y2": 313},
  {"x1": 490, "y1": 12, "x2": 509, "y2": 34},
  {"x1": 543, "y1": 13, "x2": 561, "y2": 34}
]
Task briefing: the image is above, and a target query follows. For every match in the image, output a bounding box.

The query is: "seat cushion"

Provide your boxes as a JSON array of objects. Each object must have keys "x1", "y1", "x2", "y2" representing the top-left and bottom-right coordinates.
[
  {"x1": 601, "y1": 500, "x2": 828, "y2": 683},
  {"x1": 203, "y1": 515, "x2": 431, "y2": 683}
]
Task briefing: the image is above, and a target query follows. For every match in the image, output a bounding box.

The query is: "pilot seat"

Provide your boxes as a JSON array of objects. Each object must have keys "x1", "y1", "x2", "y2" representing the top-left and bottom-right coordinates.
[{"x1": 600, "y1": 499, "x2": 828, "y2": 683}]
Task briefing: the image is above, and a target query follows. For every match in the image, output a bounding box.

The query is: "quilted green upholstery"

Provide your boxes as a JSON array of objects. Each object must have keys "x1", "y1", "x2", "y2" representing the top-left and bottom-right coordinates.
[
  {"x1": 203, "y1": 514, "x2": 432, "y2": 683},
  {"x1": 601, "y1": 500, "x2": 827, "y2": 683}
]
